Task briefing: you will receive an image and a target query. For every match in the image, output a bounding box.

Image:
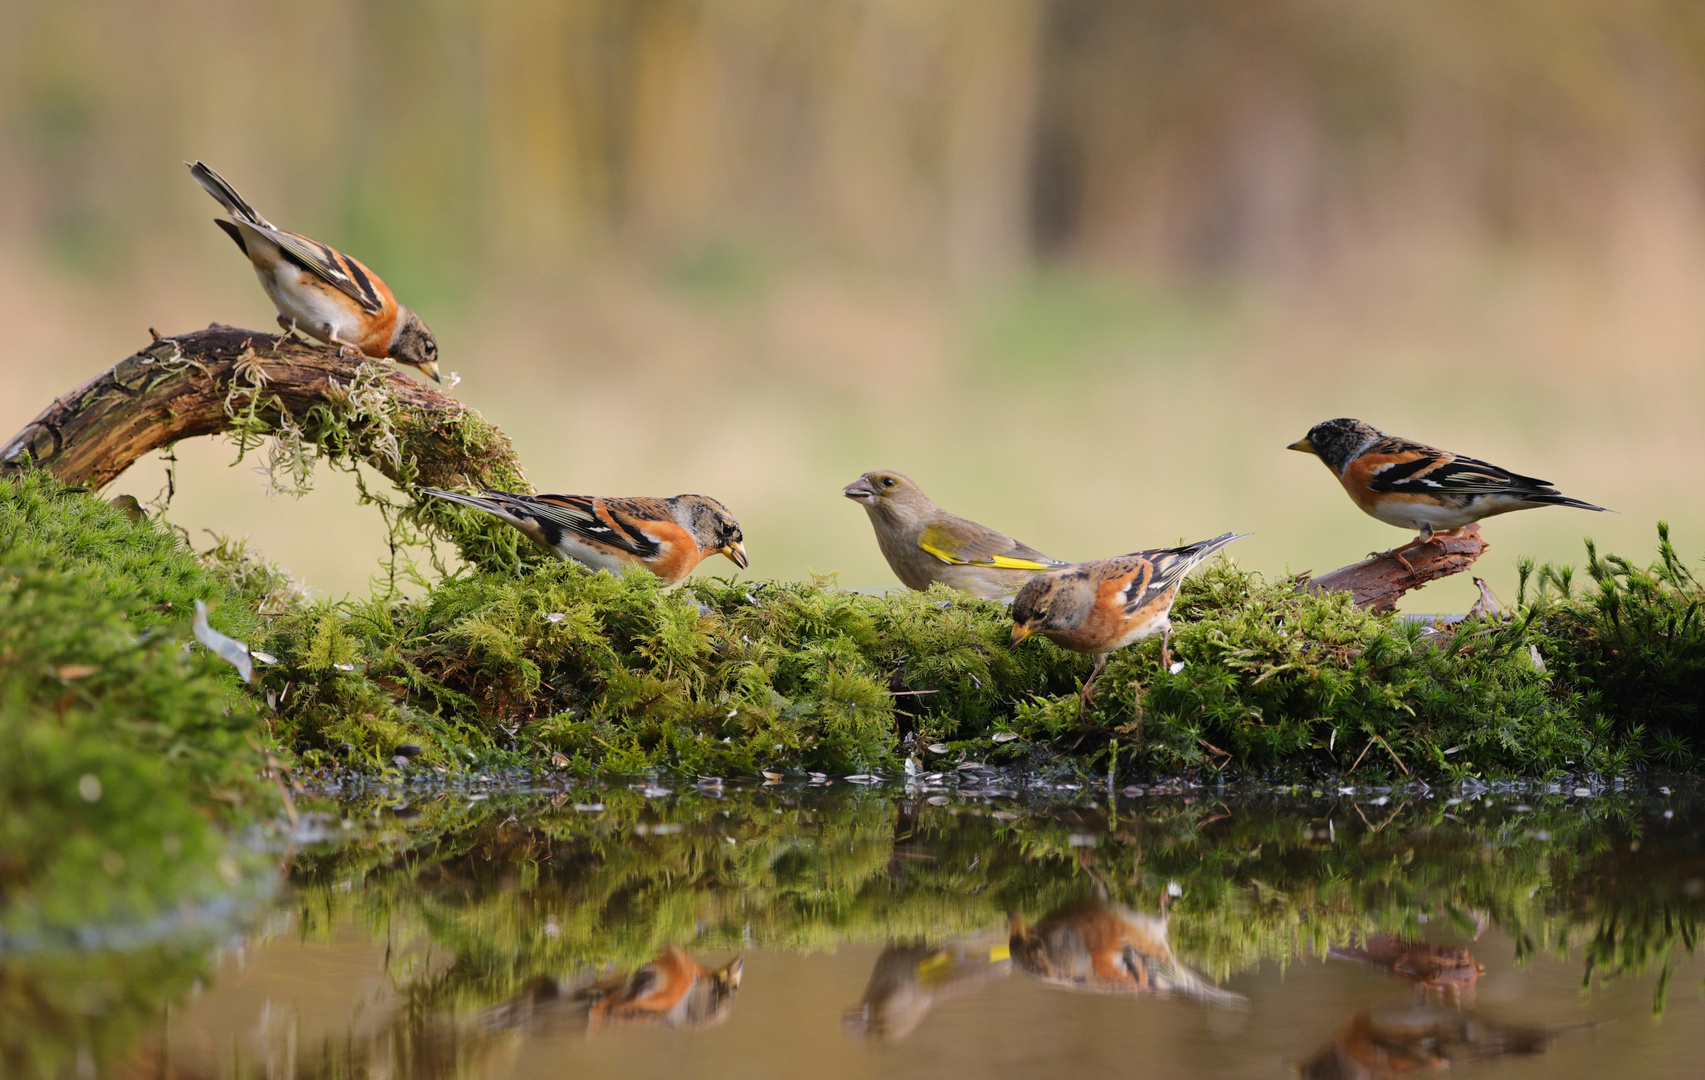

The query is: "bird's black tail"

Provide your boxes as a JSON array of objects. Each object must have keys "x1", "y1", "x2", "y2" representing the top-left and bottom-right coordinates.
[
  {"x1": 185, "y1": 160, "x2": 271, "y2": 228},
  {"x1": 1522, "y1": 493, "x2": 1611, "y2": 513}
]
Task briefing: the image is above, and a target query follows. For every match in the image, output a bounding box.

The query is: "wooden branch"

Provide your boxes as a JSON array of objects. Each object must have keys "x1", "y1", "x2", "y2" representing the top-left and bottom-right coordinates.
[
  {"x1": 1, "y1": 325, "x2": 534, "y2": 566},
  {"x1": 1302, "y1": 525, "x2": 1489, "y2": 612}
]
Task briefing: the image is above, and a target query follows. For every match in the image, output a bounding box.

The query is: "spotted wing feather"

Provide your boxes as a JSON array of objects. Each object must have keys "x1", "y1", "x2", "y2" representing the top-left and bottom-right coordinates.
[
  {"x1": 1116, "y1": 533, "x2": 1247, "y2": 616},
  {"x1": 1360, "y1": 438, "x2": 1606, "y2": 510}
]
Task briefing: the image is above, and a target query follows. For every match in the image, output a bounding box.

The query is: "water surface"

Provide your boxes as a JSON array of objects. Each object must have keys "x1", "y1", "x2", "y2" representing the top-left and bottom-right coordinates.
[{"x1": 9, "y1": 781, "x2": 1703, "y2": 1079}]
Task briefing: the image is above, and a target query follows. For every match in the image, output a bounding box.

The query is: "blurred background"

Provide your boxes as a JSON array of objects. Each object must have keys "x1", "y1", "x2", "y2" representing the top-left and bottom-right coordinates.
[{"x1": 3, "y1": 0, "x2": 1703, "y2": 610}]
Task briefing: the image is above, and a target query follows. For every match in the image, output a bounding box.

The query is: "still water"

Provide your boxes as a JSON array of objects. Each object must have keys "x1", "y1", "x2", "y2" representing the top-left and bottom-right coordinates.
[{"x1": 8, "y1": 781, "x2": 1705, "y2": 1078}]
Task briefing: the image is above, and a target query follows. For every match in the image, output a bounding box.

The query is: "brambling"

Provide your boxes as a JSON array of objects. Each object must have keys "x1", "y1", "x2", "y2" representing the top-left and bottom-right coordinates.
[
  {"x1": 1288, "y1": 418, "x2": 1608, "y2": 568},
  {"x1": 842, "y1": 939, "x2": 1012, "y2": 1043},
  {"x1": 843, "y1": 470, "x2": 1069, "y2": 601},
  {"x1": 1299, "y1": 1008, "x2": 1558, "y2": 1079},
  {"x1": 1328, "y1": 935, "x2": 1485, "y2": 1005},
  {"x1": 1008, "y1": 897, "x2": 1243, "y2": 1004},
  {"x1": 1010, "y1": 533, "x2": 1248, "y2": 701},
  {"x1": 187, "y1": 161, "x2": 441, "y2": 382},
  {"x1": 418, "y1": 487, "x2": 747, "y2": 586},
  {"x1": 482, "y1": 949, "x2": 743, "y2": 1036},
  {"x1": 584, "y1": 949, "x2": 744, "y2": 1032}
]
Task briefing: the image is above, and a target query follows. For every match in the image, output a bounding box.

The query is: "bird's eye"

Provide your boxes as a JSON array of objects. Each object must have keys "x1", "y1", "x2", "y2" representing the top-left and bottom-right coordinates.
[{"x1": 881, "y1": 477, "x2": 895, "y2": 488}]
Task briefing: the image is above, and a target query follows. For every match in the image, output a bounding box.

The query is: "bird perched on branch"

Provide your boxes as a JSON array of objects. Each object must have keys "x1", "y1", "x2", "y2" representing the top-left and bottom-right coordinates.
[
  {"x1": 418, "y1": 487, "x2": 747, "y2": 586},
  {"x1": 1288, "y1": 418, "x2": 1608, "y2": 569},
  {"x1": 843, "y1": 470, "x2": 1069, "y2": 601},
  {"x1": 1010, "y1": 533, "x2": 1247, "y2": 703},
  {"x1": 186, "y1": 160, "x2": 441, "y2": 382}
]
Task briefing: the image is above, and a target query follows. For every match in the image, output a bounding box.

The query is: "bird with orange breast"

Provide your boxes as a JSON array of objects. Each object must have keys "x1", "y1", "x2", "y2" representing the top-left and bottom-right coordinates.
[
  {"x1": 1328, "y1": 935, "x2": 1485, "y2": 1005},
  {"x1": 1009, "y1": 533, "x2": 1247, "y2": 703},
  {"x1": 1298, "y1": 1007, "x2": 1571, "y2": 1079},
  {"x1": 1008, "y1": 896, "x2": 1243, "y2": 1005},
  {"x1": 186, "y1": 161, "x2": 442, "y2": 382},
  {"x1": 418, "y1": 487, "x2": 747, "y2": 586},
  {"x1": 478, "y1": 949, "x2": 745, "y2": 1037},
  {"x1": 1287, "y1": 418, "x2": 1608, "y2": 570}
]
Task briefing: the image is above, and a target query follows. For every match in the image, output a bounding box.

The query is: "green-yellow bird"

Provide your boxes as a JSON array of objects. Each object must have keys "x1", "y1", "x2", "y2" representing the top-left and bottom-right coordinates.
[{"x1": 843, "y1": 470, "x2": 1069, "y2": 601}]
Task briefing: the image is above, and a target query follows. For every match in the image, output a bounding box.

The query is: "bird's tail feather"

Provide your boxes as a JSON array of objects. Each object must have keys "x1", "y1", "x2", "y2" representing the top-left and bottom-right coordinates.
[
  {"x1": 186, "y1": 160, "x2": 271, "y2": 228},
  {"x1": 1177, "y1": 531, "x2": 1252, "y2": 567},
  {"x1": 418, "y1": 486, "x2": 526, "y2": 523},
  {"x1": 1523, "y1": 493, "x2": 1611, "y2": 513}
]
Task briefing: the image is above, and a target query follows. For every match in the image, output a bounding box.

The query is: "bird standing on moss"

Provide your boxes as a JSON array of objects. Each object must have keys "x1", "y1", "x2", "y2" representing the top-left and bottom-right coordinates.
[
  {"x1": 418, "y1": 487, "x2": 747, "y2": 586},
  {"x1": 1287, "y1": 418, "x2": 1608, "y2": 568},
  {"x1": 1010, "y1": 533, "x2": 1247, "y2": 703},
  {"x1": 843, "y1": 470, "x2": 1069, "y2": 601},
  {"x1": 186, "y1": 161, "x2": 442, "y2": 382}
]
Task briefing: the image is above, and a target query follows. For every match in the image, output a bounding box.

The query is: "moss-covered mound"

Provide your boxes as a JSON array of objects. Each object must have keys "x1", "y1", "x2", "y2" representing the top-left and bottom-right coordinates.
[
  {"x1": 7, "y1": 469, "x2": 1703, "y2": 789},
  {"x1": 0, "y1": 472, "x2": 276, "y2": 942},
  {"x1": 256, "y1": 545, "x2": 1632, "y2": 781}
]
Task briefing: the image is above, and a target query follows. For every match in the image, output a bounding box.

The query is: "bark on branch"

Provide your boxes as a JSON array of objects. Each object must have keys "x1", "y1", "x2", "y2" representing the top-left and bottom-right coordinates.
[
  {"x1": 1, "y1": 325, "x2": 534, "y2": 566},
  {"x1": 1303, "y1": 526, "x2": 1489, "y2": 612}
]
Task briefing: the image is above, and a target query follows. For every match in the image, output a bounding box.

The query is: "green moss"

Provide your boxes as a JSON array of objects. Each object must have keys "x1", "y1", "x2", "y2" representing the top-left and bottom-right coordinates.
[
  {"x1": 0, "y1": 472, "x2": 275, "y2": 941},
  {"x1": 257, "y1": 553, "x2": 1624, "y2": 779},
  {"x1": 1524, "y1": 523, "x2": 1705, "y2": 764}
]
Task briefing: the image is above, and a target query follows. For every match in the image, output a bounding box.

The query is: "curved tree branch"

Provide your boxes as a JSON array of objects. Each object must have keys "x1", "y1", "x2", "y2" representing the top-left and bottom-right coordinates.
[
  {"x1": 1303, "y1": 525, "x2": 1489, "y2": 612},
  {"x1": 1, "y1": 325, "x2": 535, "y2": 567}
]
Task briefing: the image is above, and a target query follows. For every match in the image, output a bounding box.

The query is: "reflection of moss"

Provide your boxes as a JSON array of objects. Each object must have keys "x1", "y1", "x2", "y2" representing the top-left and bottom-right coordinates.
[
  {"x1": 281, "y1": 788, "x2": 1699, "y2": 1015},
  {"x1": 0, "y1": 946, "x2": 215, "y2": 1080},
  {"x1": 0, "y1": 472, "x2": 274, "y2": 941}
]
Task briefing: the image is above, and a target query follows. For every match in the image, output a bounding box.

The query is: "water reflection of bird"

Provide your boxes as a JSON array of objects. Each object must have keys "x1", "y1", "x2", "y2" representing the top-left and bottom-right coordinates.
[
  {"x1": 1298, "y1": 1007, "x2": 1566, "y2": 1079},
  {"x1": 480, "y1": 948, "x2": 744, "y2": 1036},
  {"x1": 842, "y1": 939, "x2": 1013, "y2": 1042},
  {"x1": 1328, "y1": 935, "x2": 1485, "y2": 1004},
  {"x1": 1008, "y1": 897, "x2": 1243, "y2": 1005}
]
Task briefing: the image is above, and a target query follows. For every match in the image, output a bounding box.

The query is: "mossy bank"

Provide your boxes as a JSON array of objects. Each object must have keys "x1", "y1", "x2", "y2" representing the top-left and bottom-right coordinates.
[{"x1": 8, "y1": 471, "x2": 1703, "y2": 795}]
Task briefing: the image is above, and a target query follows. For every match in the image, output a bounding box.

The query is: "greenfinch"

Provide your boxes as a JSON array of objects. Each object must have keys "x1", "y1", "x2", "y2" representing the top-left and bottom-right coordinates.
[{"x1": 843, "y1": 470, "x2": 1068, "y2": 600}]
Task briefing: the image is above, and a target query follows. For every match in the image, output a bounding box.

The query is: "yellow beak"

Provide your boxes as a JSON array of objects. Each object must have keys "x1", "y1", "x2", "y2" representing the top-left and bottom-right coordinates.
[
  {"x1": 721, "y1": 541, "x2": 749, "y2": 569},
  {"x1": 1286, "y1": 436, "x2": 1315, "y2": 454},
  {"x1": 1010, "y1": 624, "x2": 1036, "y2": 645},
  {"x1": 419, "y1": 359, "x2": 443, "y2": 384}
]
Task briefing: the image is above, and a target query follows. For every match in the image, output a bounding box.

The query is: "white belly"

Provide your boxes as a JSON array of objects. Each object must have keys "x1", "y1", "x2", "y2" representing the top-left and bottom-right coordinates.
[
  {"x1": 550, "y1": 532, "x2": 642, "y2": 576},
  {"x1": 1367, "y1": 498, "x2": 1481, "y2": 532},
  {"x1": 1110, "y1": 611, "x2": 1170, "y2": 652},
  {"x1": 246, "y1": 240, "x2": 365, "y2": 345}
]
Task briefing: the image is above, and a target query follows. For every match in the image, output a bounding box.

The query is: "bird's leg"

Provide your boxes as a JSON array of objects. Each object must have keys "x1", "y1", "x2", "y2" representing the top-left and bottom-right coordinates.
[
  {"x1": 275, "y1": 315, "x2": 304, "y2": 343},
  {"x1": 1077, "y1": 654, "x2": 1110, "y2": 718},
  {"x1": 1159, "y1": 626, "x2": 1174, "y2": 670},
  {"x1": 327, "y1": 332, "x2": 364, "y2": 361}
]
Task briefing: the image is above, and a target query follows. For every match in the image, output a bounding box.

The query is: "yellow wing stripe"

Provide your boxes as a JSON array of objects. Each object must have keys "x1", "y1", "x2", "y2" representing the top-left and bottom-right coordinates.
[{"x1": 917, "y1": 538, "x2": 1052, "y2": 571}]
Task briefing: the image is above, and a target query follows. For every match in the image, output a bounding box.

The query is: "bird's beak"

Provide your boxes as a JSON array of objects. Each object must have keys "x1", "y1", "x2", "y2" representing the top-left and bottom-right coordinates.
[
  {"x1": 1010, "y1": 624, "x2": 1036, "y2": 645},
  {"x1": 1286, "y1": 436, "x2": 1315, "y2": 454},
  {"x1": 420, "y1": 360, "x2": 442, "y2": 383},
  {"x1": 843, "y1": 477, "x2": 877, "y2": 502},
  {"x1": 721, "y1": 541, "x2": 749, "y2": 569}
]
